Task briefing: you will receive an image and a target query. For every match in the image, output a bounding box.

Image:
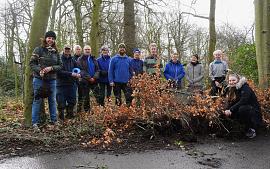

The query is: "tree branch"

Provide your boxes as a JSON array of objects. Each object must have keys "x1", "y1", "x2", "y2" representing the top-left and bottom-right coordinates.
[{"x1": 181, "y1": 12, "x2": 209, "y2": 20}]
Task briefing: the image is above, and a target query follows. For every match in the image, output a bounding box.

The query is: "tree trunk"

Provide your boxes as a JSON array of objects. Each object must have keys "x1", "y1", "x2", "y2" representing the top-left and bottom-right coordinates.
[
  {"x1": 49, "y1": 0, "x2": 58, "y2": 31},
  {"x1": 71, "y1": 0, "x2": 84, "y2": 47},
  {"x1": 262, "y1": 0, "x2": 270, "y2": 87},
  {"x1": 255, "y1": 0, "x2": 269, "y2": 88},
  {"x1": 10, "y1": 5, "x2": 19, "y2": 99},
  {"x1": 90, "y1": 0, "x2": 102, "y2": 57},
  {"x1": 208, "y1": 0, "x2": 216, "y2": 65},
  {"x1": 124, "y1": 0, "x2": 136, "y2": 57},
  {"x1": 23, "y1": 0, "x2": 52, "y2": 127}
]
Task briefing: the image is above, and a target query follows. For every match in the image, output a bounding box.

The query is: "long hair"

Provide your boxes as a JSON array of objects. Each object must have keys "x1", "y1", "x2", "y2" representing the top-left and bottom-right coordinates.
[
  {"x1": 40, "y1": 38, "x2": 58, "y2": 52},
  {"x1": 227, "y1": 73, "x2": 240, "y2": 102}
]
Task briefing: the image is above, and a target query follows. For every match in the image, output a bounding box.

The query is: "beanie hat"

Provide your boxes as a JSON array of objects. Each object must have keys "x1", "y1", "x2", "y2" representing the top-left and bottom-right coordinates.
[
  {"x1": 133, "y1": 48, "x2": 141, "y2": 53},
  {"x1": 45, "y1": 31, "x2": 56, "y2": 39},
  {"x1": 118, "y1": 43, "x2": 126, "y2": 49},
  {"x1": 100, "y1": 45, "x2": 109, "y2": 51}
]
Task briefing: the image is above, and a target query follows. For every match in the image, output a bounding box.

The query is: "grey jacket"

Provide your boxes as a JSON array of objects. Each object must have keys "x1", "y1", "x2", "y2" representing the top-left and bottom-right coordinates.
[
  {"x1": 186, "y1": 62, "x2": 204, "y2": 87},
  {"x1": 209, "y1": 60, "x2": 228, "y2": 81}
]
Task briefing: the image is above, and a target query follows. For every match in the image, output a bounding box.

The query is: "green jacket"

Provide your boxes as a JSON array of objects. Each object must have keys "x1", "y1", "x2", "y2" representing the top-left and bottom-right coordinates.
[
  {"x1": 30, "y1": 46, "x2": 63, "y2": 80},
  {"x1": 143, "y1": 56, "x2": 163, "y2": 74}
]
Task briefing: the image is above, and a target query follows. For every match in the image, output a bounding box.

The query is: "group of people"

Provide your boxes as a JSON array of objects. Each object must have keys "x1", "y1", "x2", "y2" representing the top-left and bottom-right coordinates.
[{"x1": 29, "y1": 31, "x2": 262, "y2": 138}]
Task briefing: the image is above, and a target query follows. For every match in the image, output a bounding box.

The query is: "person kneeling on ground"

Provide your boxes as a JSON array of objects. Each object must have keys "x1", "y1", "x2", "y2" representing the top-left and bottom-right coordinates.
[{"x1": 223, "y1": 74, "x2": 262, "y2": 138}]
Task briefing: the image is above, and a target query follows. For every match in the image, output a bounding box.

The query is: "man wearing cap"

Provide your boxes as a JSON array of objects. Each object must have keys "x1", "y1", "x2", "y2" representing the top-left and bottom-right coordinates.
[
  {"x1": 97, "y1": 45, "x2": 112, "y2": 106},
  {"x1": 56, "y1": 45, "x2": 81, "y2": 120},
  {"x1": 130, "y1": 48, "x2": 143, "y2": 76},
  {"x1": 77, "y1": 45, "x2": 101, "y2": 112},
  {"x1": 143, "y1": 43, "x2": 163, "y2": 75},
  {"x1": 108, "y1": 43, "x2": 133, "y2": 106},
  {"x1": 30, "y1": 31, "x2": 63, "y2": 130}
]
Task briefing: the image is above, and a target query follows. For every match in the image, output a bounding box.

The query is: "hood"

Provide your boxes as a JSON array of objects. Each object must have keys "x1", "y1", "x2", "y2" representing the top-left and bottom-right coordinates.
[{"x1": 236, "y1": 76, "x2": 247, "y2": 89}]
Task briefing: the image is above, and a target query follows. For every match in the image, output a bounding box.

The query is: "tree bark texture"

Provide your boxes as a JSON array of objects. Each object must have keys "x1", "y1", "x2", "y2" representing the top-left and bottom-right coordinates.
[{"x1": 23, "y1": 0, "x2": 52, "y2": 126}]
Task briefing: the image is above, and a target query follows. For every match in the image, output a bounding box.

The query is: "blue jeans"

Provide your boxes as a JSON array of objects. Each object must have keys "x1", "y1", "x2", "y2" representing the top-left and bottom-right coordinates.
[
  {"x1": 32, "y1": 78, "x2": 57, "y2": 125},
  {"x1": 56, "y1": 84, "x2": 77, "y2": 109}
]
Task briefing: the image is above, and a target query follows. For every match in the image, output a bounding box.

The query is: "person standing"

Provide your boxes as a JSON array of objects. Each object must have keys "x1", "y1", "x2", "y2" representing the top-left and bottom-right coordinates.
[
  {"x1": 130, "y1": 48, "x2": 143, "y2": 76},
  {"x1": 72, "y1": 45, "x2": 84, "y2": 113},
  {"x1": 108, "y1": 43, "x2": 133, "y2": 106},
  {"x1": 56, "y1": 45, "x2": 81, "y2": 120},
  {"x1": 164, "y1": 53, "x2": 185, "y2": 89},
  {"x1": 97, "y1": 45, "x2": 112, "y2": 106},
  {"x1": 77, "y1": 45, "x2": 101, "y2": 112},
  {"x1": 29, "y1": 31, "x2": 63, "y2": 130},
  {"x1": 209, "y1": 50, "x2": 228, "y2": 96},
  {"x1": 73, "y1": 45, "x2": 82, "y2": 61},
  {"x1": 186, "y1": 54, "x2": 204, "y2": 92},
  {"x1": 143, "y1": 43, "x2": 163, "y2": 75}
]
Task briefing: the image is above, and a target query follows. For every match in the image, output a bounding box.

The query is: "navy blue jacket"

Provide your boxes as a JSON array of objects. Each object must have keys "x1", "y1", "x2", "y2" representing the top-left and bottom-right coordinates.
[
  {"x1": 97, "y1": 55, "x2": 111, "y2": 83},
  {"x1": 164, "y1": 60, "x2": 185, "y2": 82},
  {"x1": 77, "y1": 55, "x2": 100, "y2": 84},
  {"x1": 108, "y1": 54, "x2": 132, "y2": 83},
  {"x1": 57, "y1": 54, "x2": 79, "y2": 86},
  {"x1": 130, "y1": 58, "x2": 143, "y2": 76}
]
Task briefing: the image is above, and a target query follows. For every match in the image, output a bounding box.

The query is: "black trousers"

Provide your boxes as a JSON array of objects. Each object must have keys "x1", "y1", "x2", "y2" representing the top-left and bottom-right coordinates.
[
  {"x1": 210, "y1": 76, "x2": 225, "y2": 96},
  {"x1": 78, "y1": 83, "x2": 101, "y2": 112},
  {"x1": 232, "y1": 105, "x2": 262, "y2": 130},
  {"x1": 113, "y1": 82, "x2": 132, "y2": 106},
  {"x1": 99, "y1": 82, "x2": 112, "y2": 106}
]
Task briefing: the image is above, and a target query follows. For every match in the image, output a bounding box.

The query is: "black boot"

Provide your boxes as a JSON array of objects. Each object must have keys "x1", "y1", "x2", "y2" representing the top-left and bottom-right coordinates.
[
  {"x1": 58, "y1": 109, "x2": 65, "y2": 120},
  {"x1": 66, "y1": 105, "x2": 75, "y2": 119}
]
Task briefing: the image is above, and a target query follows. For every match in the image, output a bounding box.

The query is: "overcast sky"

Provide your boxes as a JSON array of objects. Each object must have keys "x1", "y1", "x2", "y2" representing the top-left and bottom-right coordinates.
[
  {"x1": 0, "y1": 0, "x2": 254, "y2": 28},
  {"x1": 161, "y1": 0, "x2": 254, "y2": 29}
]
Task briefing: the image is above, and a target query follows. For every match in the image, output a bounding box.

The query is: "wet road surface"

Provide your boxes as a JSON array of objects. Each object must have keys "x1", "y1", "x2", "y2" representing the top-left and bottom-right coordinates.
[{"x1": 1, "y1": 134, "x2": 270, "y2": 169}]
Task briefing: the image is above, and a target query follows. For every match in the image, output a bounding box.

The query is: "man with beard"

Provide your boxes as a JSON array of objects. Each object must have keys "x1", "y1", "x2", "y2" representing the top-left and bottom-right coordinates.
[
  {"x1": 108, "y1": 43, "x2": 133, "y2": 106},
  {"x1": 77, "y1": 45, "x2": 101, "y2": 112},
  {"x1": 186, "y1": 54, "x2": 204, "y2": 92},
  {"x1": 223, "y1": 74, "x2": 262, "y2": 138}
]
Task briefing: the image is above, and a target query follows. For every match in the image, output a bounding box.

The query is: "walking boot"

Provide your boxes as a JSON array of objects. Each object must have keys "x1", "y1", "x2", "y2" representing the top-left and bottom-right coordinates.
[
  {"x1": 58, "y1": 109, "x2": 65, "y2": 121},
  {"x1": 66, "y1": 105, "x2": 75, "y2": 119}
]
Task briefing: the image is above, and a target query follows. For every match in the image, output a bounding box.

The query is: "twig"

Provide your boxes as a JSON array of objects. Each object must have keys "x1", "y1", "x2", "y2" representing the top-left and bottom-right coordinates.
[{"x1": 135, "y1": 123, "x2": 146, "y2": 131}]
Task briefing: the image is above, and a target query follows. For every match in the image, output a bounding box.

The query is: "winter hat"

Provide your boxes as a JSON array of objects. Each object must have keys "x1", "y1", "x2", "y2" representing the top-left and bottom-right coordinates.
[
  {"x1": 133, "y1": 48, "x2": 141, "y2": 53},
  {"x1": 100, "y1": 45, "x2": 109, "y2": 51},
  {"x1": 118, "y1": 43, "x2": 126, "y2": 49},
  {"x1": 45, "y1": 31, "x2": 56, "y2": 39}
]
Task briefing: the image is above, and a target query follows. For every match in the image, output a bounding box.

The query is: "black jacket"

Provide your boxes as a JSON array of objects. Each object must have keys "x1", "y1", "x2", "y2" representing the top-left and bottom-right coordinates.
[
  {"x1": 229, "y1": 79, "x2": 260, "y2": 113},
  {"x1": 57, "y1": 54, "x2": 79, "y2": 86}
]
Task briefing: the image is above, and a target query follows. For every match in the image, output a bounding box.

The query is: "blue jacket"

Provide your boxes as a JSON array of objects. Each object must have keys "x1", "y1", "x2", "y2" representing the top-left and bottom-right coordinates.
[
  {"x1": 57, "y1": 54, "x2": 79, "y2": 86},
  {"x1": 108, "y1": 54, "x2": 132, "y2": 83},
  {"x1": 164, "y1": 60, "x2": 185, "y2": 82},
  {"x1": 97, "y1": 55, "x2": 111, "y2": 83},
  {"x1": 130, "y1": 58, "x2": 143, "y2": 76}
]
